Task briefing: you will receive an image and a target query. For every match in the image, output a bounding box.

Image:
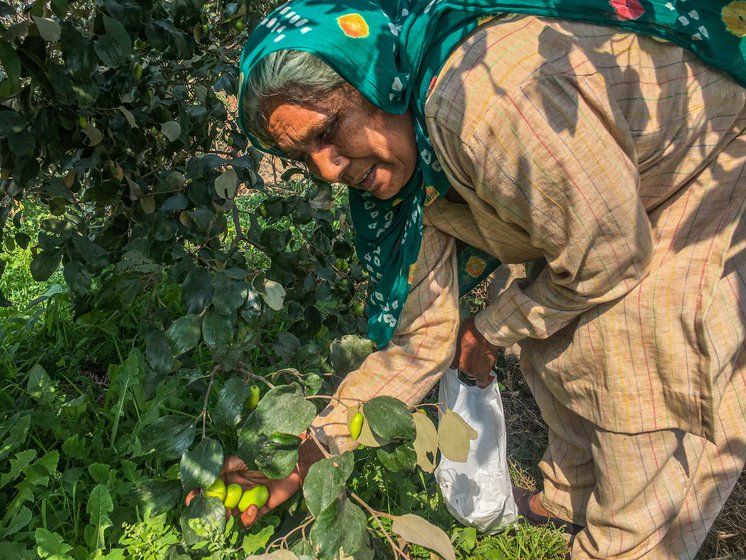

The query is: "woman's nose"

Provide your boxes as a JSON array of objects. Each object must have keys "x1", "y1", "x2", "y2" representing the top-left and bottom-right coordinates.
[{"x1": 307, "y1": 146, "x2": 349, "y2": 183}]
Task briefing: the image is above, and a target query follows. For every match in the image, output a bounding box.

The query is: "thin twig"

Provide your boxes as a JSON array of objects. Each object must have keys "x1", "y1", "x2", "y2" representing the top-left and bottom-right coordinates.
[
  {"x1": 202, "y1": 365, "x2": 220, "y2": 438},
  {"x1": 268, "y1": 515, "x2": 313, "y2": 552},
  {"x1": 237, "y1": 363, "x2": 276, "y2": 389},
  {"x1": 308, "y1": 430, "x2": 332, "y2": 460},
  {"x1": 349, "y1": 491, "x2": 409, "y2": 559}
]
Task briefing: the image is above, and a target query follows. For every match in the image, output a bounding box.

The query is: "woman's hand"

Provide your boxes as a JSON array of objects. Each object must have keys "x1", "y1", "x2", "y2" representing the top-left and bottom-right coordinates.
[
  {"x1": 451, "y1": 316, "x2": 501, "y2": 388},
  {"x1": 186, "y1": 437, "x2": 325, "y2": 527}
]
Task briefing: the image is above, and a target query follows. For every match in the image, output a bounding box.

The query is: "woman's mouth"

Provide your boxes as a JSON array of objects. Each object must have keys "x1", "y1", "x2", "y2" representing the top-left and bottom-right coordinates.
[{"x1": 359, "y1": 165, "x2": 376, "y2": 191}]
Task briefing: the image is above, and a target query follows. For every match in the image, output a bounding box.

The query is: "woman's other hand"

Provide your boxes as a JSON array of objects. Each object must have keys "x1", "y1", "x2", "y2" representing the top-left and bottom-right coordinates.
[
  {"x1": 451, "y1": 316, "x2": 501, "y2": 388},
  {"x1": 185, "y1": 437, "x2": 325, "y2": 527}
]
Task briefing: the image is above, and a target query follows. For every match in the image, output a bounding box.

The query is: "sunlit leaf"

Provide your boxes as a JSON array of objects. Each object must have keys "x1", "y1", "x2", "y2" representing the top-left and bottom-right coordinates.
[
  {"x1": 329, "y1": 335, "x2": 374, "y2": 375},
  {"x1": 86, "y1": 484, "x2": 113, "y2": 549},
  {"x1": 391, "y1": 513, "x2": 456, "y2": 560},
  {"x1": 32, "y1": 17, "x2": 61, "y2": 42},
  {"x1": 261, "y1": 279, "x2": 285, "y2": 311},
  {"x1": 180, "y1": 496, "x2": 225, "y2": 547},
  {"x1": 133, "y1": 480, "x2": 182, "y2": 516},
  {"x1": 437, "y1": 409, "x2": 478, "y2": 462},
  {"x1": 214, "y1": 169, "x2": 238, "y2": 199},
  {"x1": 202, "y1": 310, "x2": 233, "y2": 350},
  {"x1": 213, "y1": 377, "x2": 251, "y2": 428},
  {"x1": 412, "y1": 412, "x2": 438, "y2": 473},
  {"x1": 161, "y1": 121, "x2": 181, "y2": 142}
]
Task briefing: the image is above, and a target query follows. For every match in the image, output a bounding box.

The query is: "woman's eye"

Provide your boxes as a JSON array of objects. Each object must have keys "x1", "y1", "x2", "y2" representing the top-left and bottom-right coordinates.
[{"x1": 320, "y1": 117, "x2": 337, "y2": 143}]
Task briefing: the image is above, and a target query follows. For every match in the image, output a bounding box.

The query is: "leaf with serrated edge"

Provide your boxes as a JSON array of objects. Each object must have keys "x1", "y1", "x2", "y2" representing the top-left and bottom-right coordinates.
[
  {"x1": 391, "y1": 514, "x2": 456, "y2": 560},
  {"x1": 346, "y1": 404, "x2": 386, "y2": 448},
  {"x1": 180, "y1": 437, "x2": 223, "y2": 491},
  {"x1": 303, "y1": 452, "x2": 354, "y2": 517},
  {"x1": 411, "y1": 412, "x2": 438, "y2": 473},
  {"x1": 437, "y1": 409, "x2": 477, "y2": 462}
]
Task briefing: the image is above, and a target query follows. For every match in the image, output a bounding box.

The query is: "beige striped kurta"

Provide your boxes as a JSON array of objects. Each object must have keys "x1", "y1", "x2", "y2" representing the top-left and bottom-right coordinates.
[{"x1": 312, "y1": 15, "x2": 746, "y2": 559}]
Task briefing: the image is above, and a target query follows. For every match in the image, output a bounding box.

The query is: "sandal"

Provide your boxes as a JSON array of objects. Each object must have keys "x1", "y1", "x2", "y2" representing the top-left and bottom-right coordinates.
[{"x1": 512, "y1": 486, "x2": 584, "y2": 536}]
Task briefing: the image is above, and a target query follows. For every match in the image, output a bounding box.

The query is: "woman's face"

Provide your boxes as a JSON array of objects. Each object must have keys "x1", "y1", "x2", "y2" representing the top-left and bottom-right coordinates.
[{"x1": 265, "y1": 85, "x2": 418, "y2": 200}]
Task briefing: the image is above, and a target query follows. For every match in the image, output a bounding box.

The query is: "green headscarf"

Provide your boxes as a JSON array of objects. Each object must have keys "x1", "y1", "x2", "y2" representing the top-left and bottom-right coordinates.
[{"x1": 238, "y1": 0, "x2": 746, "y2": 348}]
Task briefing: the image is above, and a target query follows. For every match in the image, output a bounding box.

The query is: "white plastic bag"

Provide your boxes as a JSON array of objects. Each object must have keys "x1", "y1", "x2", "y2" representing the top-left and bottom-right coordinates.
[{"x1": 435, "y1": 367, "x2": 518, "y2": 533}]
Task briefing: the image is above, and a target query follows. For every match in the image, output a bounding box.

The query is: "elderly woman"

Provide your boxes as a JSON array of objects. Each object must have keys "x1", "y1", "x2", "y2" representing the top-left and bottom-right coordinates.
[{"x1": 226, "y1": 0, "x2": 746, "y2": 558}]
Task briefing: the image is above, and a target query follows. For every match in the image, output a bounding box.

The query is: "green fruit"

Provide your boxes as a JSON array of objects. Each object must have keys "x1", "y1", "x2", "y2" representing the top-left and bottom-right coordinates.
[
  {"x1": 223, "y1": 483, "x2": 243, "y2": 509},
  {"x1": 78, "y1": 116, "x2": 88, "y2": 129},
  {"x1": 134, "y1": 63, "x2": 143, "y2": 80},
  {"x1": 258, "y1": 203, "x2": 270, "y2": 219},
  {"x1": 204, "y1": 478, "x2": 226, "y2": 501},
  {"x1": 349, "y1": 412, "x2": 364, "y2": 440},
  {"x1": 246, "y1": 384, "x2": 260, "y2": 411},
  {"x1": 234, "y1": 20, "x2": 245, "y2": 31},
  {"x1": 352, "y1": 302, "x2": 364, "y2": 317},
  {"x1": 268, "y1": 432, "x2": 302, "y2": 448},
  {"x1": 237, "y1": 484, "x2": 269, "y2": 511}
]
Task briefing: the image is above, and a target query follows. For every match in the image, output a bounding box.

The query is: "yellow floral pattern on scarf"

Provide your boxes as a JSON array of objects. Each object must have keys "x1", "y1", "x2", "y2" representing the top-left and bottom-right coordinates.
[
  {"x1": 465, "y1": 256, "x2": 487, "y2": 278},
  {"x1": 338, "y1": 14, "x2": 369, "y2": 38},
  {"x1": 723, "y1": 1, "x2": 746, "y2": 37}
]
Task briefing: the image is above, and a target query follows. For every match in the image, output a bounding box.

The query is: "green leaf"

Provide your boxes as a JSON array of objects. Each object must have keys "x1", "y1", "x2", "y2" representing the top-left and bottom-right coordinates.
[
  {"x1": 248, "y1": 383, "x2": 315, "y2": 435},
  {"x1": 0, "y1": 39, "x2": 22, "y2": 98},
  {"x1": 303, "y1": 452, "x2": 354, "y2": 518},
  {"x1": 375, "y1": 442, "x2": 417, "y2": 472},
  {"x1": 0, "y1": 506, "x2": 32, "y2": 539},
  {"x1": 363, "y1": 396, "x2": 415, "y2": 442},
  {"x1": 86, "y1": 484, "x2": 113, "y2": 549},
  {"x1": 166, "y1": 314, "x2": 201, "y2": 355},
  {"x1": 182, "y1": 267, "x2": 213, "y2": 314},
  {"x1": 0, "y1": 541, "x2": 34, "y2": 560},
  {"x1": 161, "y1": 120, "x2": 181, "y2": 142},
  {"x1": 254, "y1": 443, "x2": 298, "y2": 480},
  {"x1": 30, "y1": 251, "x2": 62, "y2": 282},
  {"x1": 179, "y1": 496, "x2": 225, "y2": 547},
  {"x1": 202, "y1": 310, "x2": 233, "y2": 350},
  {"x1": 391, "y1": 514, "x2": 456, "y2": 560},
  {"x1": 0, "y1": 413, "x2": 31, "y2": 462},
  {"x1": 241, "y1": 525, "x2": 277, "y2": 555},
  {"x1": 82, "y1": 126, "x2": 103, "y2": 146},
  {"x1": 35, "y1": 528, "x2": 74, "y2": 560},
  {"x1": 63, "y1": 261, "x2": 91, "y2": 296},
  {"x1": 94, "y1": 15, "x2": 132, "y2": 67},
  {"x1": 0, "y1": 3, "x2": 14, "y2": 17},
  {"x1": 32, "y1": 16, "x2": 61, "y2": 42},
  {"x1": 213, "y1": 377, "x2": 251, "y2": 428},
  {"x1": 133, "y1": 480, "x2": 183, "y2": 516},
  {"x1": 212, "y1": 274, "x2": 248, "y2": 314},
  {"x1": 180, "y1": 437, "x2": 223, "y2": 492},
  {"x1": 329, "y1": 335, "x2": 374, "y2": 375},
  {"x1": 309, "y1": 497, "x2": 367, "y2": 558},
  {"x1": 140, "y1": 415, "x2": 195, "y2": 460},
  {"x1": 214, "y1": 169, "x2": 238, "y2": 199},
  {"x1": 61, "y1": 22, "x2": 96, "y2": 79},
  {"x1": 272, "y1": 332, "x2": 301, "y2": 362},
  {"x1": 260, "y1": 279, "x2": 285, "y2": 311},
  {"x1": 412, "y1": 412, "x2": 438, "y2": 473},
  {"x1": 27, "y1": 364, "x2": 55, "y2": 401},
  {"x1": 437, "y1": 409, "x2": 478, "y2": 462},
  {"x1": 145, "y1": 328, "x2": 174, "y2": 373}
]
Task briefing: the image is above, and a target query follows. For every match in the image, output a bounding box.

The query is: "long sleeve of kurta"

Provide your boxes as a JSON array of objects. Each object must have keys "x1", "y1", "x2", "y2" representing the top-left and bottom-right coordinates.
[
  {"x1": 424, "y1": 23, "x2": 656, "y2": 347},
  {"x1": 311, "y1": 226, "x2": 460, "y2": 454}
]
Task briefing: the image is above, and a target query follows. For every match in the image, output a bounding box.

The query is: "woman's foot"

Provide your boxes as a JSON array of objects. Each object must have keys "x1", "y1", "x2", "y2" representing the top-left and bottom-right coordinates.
[{"x1": 512, "y1": 486, "x2": 584, "y2": 535}]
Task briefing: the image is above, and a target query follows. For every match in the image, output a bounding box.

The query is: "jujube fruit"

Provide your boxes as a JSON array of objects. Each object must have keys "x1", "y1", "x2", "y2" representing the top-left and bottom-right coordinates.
[
  {"x1": 204, "y1": 478, "x2": 226, "y2": 501},
  {"x1": 349, "y1": 412, "x2": 364, "y2": 440},
  {"x1": 223, "y1": 483, "x2": 243, "y2": 508},
  {"x1": 246, "y1": 384, "x2": 260, "y2": 411},
  {"x1": 238, "y1": 485, "x2": 269, "y2": 511}
]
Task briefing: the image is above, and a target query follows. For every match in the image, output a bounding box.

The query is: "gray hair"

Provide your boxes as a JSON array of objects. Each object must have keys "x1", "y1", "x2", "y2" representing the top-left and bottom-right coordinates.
[{"x1": 241, "y1": 50, "x2": 346, "y2": 150}]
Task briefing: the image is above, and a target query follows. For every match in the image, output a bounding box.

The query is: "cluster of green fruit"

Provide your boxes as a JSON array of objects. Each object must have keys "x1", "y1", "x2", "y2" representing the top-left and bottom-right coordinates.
[{"x1": 204, "y1": 478, "x2": 269, "y2": 511}]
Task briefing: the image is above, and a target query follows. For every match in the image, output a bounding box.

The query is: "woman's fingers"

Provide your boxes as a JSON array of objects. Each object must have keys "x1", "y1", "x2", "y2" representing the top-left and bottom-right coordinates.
[{"x1": 185, "y1": 489, "x2": 200, "y2": 506}]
